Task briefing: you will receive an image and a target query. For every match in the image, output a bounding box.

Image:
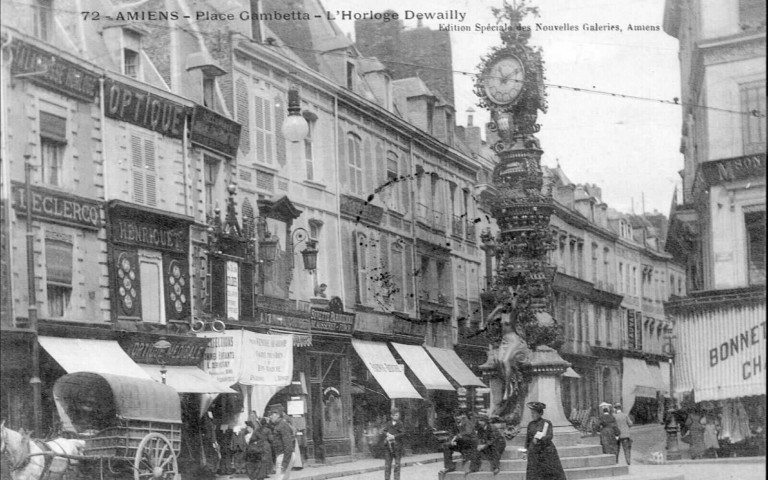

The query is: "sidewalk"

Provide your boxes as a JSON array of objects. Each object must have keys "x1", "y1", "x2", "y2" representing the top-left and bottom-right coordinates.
[{"x1": 215, "y1": 452, "x2": 444, "y2": 480}]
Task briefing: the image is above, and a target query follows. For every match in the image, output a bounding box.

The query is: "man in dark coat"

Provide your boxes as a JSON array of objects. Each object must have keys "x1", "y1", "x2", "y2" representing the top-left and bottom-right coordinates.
[
  {"x1": 471, "y1": 413, "x2": 506, "y2": 475},
  {"x1": 381, "y1": 408, "x2": 406, "y2": 480},
  {"x1": 269, "y1": 406, "x2": 295, "y2": 480},
  {"x1": 440, "y1": 410, "x2": 478, "y2": 474},
  {"x1": 524, "y1": 402, "x2": 566, "y2": 480}
]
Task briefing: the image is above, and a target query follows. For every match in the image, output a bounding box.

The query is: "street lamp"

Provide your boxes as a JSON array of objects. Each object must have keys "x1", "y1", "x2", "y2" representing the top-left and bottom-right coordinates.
[
  {"x1": 291, "y1": 227, "x2": 319, "y2": 273},
  {"x1": 281, "y1": 84, "x2": 309, "y2": 143},
  {"x1": 153, "y1": 337, "x2": 172, "y2": 384}
]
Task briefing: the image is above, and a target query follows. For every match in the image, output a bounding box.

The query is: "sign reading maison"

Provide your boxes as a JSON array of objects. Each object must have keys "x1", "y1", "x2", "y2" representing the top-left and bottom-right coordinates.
[
  {"x1": 310, "y1": 308, "x2": 355, "y2": 334},
  {"x1": 104, "y1": 79, "x2": 189, "y2": 139},
  {"x1": 10, "y1": 40, "x2": 99, "y2": 102}
]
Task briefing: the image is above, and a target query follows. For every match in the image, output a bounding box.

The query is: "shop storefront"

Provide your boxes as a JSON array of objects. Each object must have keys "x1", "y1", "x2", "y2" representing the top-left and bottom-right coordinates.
[
  {"x1": 107, "y1": 201, "x2": 194, "y2": 330},
  {"x1": 621, "y1": 357, "x2": 668, "y2": 424},
  {"x1": 667, "y1": 288, "x2": 766, "y2": 456}
]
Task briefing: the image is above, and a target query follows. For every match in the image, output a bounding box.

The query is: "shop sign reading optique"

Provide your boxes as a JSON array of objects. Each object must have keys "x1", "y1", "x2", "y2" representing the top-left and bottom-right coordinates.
[{"x1": 104, "y1": 79, "x2": 189, "y2": 139}]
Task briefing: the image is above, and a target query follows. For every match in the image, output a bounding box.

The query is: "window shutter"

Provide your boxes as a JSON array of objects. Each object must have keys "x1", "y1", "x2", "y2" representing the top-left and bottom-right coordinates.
[
  {"x1": 236, "y1": 79, "x2": 250, "y2": 154},
  {"x1": 45, "y1": 236, "x2": 73, "y2": 285},
  {"x1": 264, "y1": 97, "x2": 273, "y2": 163},
  {"x1": 400, "y1": 158, "x2": 410, "y2": 212},
  {"x1": 131, "y1": 135, "x2": 144, "y2": 204},
  {"x1": 143, "y1": 138, "x2": 157, "y2": 207},
  {"x1": 404, "y1": 243, "x2": 414, "y2": 310},
  {"x1": 337, "y1": 127, "x2": 347, "y2": 186},
  {"x1": 375, "y1": 143, "x2": 385, "y2": 188},
  {"x1": 255, "y1": 96, "x2": 266, "y2": 163},
  {"x1": 39, "y1": 112, "x2": 67, "y2": 142},
  {"x1": 275, "y1": 94, "x2": 286, "y2": 167},
  {"x1": 363, "y1": 138, "x2": 373, "y2": 194},
  {"x1": 210, "y1": 256, "x2": 226, "y2": 317},
  {"x1": 240, "y1": 261, "x2": 254, "y2": 320},
  {"x1": 351, "y1": 230, "x2": 360, "y2": 304}
]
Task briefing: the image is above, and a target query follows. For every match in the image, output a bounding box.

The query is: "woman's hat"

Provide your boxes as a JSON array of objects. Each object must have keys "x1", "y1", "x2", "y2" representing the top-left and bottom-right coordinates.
[{"x1": 527, "y1": 402, "x2": 546, "y2": 413}]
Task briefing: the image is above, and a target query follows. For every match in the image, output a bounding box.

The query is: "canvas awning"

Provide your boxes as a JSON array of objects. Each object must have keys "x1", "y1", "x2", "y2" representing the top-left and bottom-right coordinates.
[
  {"x1": 622, "y1": 357, "x2": 661, "y2": 412},
  {"x1": 138, "y1": 364, "x2": 236, "y2": 394},
  {"x1": 424, "y1": 346, "x2": 486, "y2": 388},
  {"x1": 351, "y1": 339, "x2": 421, "y2": 399},
  {"x1": 39, "y1": 337, "x2": 151, "y2": 379},
  {"x1": 390, "y1": 342, "x2": 454, "y2": 390}
]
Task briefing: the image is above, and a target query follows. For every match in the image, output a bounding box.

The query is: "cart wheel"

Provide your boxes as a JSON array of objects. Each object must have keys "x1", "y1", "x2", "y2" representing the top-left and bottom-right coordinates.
[{"x1": 134, "y1": 432, "x2": 179, "y2": 480}]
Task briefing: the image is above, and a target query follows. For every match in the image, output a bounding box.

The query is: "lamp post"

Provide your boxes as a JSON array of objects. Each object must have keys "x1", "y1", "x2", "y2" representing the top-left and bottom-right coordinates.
[
  {"x1": 153, "y1": 337, "x2": 172, "y2": 384},
  {"x1": 24, "y1": 154, "x2": 42, "y2": 435},
  {"x1": 663, "y1": 334, "x2": 681, "y2": 460}
]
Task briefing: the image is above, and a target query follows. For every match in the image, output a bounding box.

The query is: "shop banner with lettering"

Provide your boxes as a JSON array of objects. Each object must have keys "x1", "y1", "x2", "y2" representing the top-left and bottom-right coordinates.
[
  {"x1": 199, "y1": 330, "x2": 293, "y2": 387},
  {"x1": 200, "y1": 330, "x2": 293, "y2": 421},
  {"x1": 673, "y1": 304, "x2": 765, "y2": 402},
  {"x1": 199, "y1": 330, "x2": 242, "y2": 387}
]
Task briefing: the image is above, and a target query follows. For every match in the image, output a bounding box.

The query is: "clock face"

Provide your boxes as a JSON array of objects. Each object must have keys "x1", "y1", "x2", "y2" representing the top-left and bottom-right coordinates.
[{"x1": 483, "y1": 56, "x2": 525, "y2": 105}]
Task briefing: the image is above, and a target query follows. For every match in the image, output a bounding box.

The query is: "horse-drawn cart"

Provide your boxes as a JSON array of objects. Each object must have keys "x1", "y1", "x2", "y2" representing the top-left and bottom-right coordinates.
[{"x1": 49, "y1": 371, "x2": 182, "y2": 480}]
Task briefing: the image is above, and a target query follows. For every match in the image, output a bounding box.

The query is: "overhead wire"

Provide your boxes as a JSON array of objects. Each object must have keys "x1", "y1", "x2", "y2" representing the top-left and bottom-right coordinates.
[{"x1": 3, "y1": 0, "x2": 764, "y2": 119}]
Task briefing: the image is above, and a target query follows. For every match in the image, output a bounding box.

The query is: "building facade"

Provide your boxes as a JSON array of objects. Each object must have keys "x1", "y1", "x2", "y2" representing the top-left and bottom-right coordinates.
[
  {"x1": 663, "y1": 0, "x2": 765, "y2": 454},
  {"x1": 545, "y1": 166, "x2": 685, "y2": 425}
]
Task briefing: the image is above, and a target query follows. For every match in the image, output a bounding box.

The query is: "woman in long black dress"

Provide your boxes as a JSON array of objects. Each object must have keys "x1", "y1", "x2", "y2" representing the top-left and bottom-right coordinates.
[
  {"x1": 597, "y1": 405, "x2": 620, "y2": 456},
  {"x1": 524, "y1": 402, "x2": 566, "y2": 480}
]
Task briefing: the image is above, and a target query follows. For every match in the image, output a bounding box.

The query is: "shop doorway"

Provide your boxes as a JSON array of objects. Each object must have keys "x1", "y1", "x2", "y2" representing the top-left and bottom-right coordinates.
[{"x1": 308, "y1": 353, "x2": 347, "y2": 461}]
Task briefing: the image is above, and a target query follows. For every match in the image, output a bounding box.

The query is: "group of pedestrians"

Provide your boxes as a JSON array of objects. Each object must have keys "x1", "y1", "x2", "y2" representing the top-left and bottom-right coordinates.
[
  {"x1": 596, "y1": 402, "x2": 633, "y2": 465},
  {"x1": 438, "y1": 409, "x2": 506, "y2": 476},
  {"x1": 436, "y1": 402, "x2": 571, "y2": 479},
  {"x1": 241, "y1": 405, "x2": 297, "y2": 480}
]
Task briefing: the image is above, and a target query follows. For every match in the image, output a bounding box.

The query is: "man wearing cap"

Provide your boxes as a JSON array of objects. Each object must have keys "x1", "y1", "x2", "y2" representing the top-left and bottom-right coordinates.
[
  {"x1": 440, "y1": 410, "x2": 478, "y2": 475},
  {"x1": 524, "y1": 402, "x2": 566, "y2": 480},
  {"x1": 613, "y1": 403, "x2": 633, "y2": 465},
  {"x1": 269, "y1": 406, "x2": 295, "y2": 480},
  {"x1": 381, "y1": 408, "x2": 405, "y2": 480},
  {"x1": 472, "y1": 413, "x2": 506, "y2": 475}
]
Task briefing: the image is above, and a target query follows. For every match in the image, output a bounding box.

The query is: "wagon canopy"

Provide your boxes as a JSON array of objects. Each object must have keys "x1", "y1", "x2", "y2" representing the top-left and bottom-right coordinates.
[{"x1": 53, "y1": 372, "x2": 181, "y2": 432}]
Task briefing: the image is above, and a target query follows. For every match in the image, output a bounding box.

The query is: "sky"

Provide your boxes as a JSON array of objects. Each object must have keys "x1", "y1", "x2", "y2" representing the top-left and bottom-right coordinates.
[{"x1": 324, "y1": 0, "x2": 683, "y2": 216}]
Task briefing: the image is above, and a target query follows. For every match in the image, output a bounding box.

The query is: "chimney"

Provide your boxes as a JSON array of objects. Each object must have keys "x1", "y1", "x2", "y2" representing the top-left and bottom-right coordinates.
[
  {"x1": 467, "y1": 107, "x2": 475, "y2": 126},
  {"x1": 250, "y1": 0, "x2": 264, "y2": 42}
]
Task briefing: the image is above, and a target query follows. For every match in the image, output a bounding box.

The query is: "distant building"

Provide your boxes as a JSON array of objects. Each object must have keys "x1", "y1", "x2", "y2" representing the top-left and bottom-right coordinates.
[
  {"x1": 544, "y1": 166, "x2": 684, "y2": 425},
  {"x1": 355, "y1": 14, "x2": 455, "y2": 106},
  {"x1": 663, "y1": 0, "x2": 765, "y2": 444}
]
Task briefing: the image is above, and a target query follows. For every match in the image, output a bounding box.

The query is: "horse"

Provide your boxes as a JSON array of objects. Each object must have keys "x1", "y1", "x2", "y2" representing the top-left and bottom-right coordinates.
[{"x1": 1, "y1": 420, "x2": 86, "y2": 480}]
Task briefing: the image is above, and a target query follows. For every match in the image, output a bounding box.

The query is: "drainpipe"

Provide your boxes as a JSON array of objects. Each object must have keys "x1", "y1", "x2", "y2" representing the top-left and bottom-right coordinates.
[
  {"x1": 24, "y1": 153, "x2": 42, "y2": 436},
  {"x1": 407, "y1": 137, "x2": 420, "y2": 336},
  {"x1": 1, "y1": 32, "x2": 16, "y2": 330},
  {"x1": 332, "y1": 96, "x2": 345, "y2": 307},
  {"x1": 99, "y1": 76, "x2": 109, "y2": 201}
]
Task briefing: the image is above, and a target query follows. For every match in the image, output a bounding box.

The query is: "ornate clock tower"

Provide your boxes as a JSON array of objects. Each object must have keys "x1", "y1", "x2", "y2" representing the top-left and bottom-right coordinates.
[{"x1": 476, "y1": 2, "x2": 578, "y2": 442}]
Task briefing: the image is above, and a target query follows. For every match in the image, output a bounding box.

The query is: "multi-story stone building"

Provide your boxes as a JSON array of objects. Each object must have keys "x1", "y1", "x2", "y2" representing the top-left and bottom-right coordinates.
[
  {"x1": 663, "y1": 0, "x2": 765, "y2": 453},
  {"x1": 545, "y1": 165, "x2": 685, "y2": 425},
  {"x1": 0, "y1": 3, "x2": 240, "y2": 475},
  {"x1": 128, "y1": 0, "x2": 492, "y2": 460}
]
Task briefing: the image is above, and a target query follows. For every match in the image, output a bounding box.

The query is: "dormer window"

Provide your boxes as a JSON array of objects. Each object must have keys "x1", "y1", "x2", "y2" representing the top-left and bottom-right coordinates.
[
  {"x1": 203, "y1": 76, "x2": 215, "y2": 108},
  {"x1": 123, "y1": 30, "x2": 141, "y2": 79},
  {"x1": 34, "y1": 0, "x2": 53, "y2": 41},
  {"x1": 427, "y1": 100, "x2": 434, "y2": 134},
  {"x1": 346, "y1": 62, "x2": 355, "y2": 89}
]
